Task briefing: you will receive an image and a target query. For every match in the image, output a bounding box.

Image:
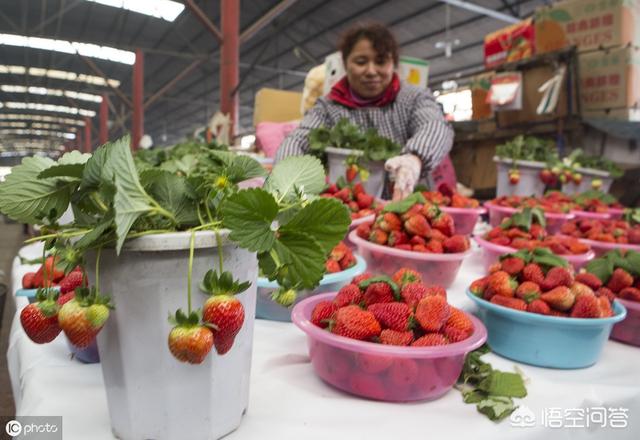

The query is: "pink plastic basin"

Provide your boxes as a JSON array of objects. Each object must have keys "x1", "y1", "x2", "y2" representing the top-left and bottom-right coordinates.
[
  {"x1": 474, "y1": 235, "x2": 595, "y2": 272},
  {"x1": 571, "y1": 210, "x2": 613, "y2": 221},
  {"x1": 610, "y1": 298, "x2": 640, "y2": 347},
  {"x1": 440, "y1": 206, "x2": 486, "y2": 236},
  {"x1": 485, "y1": 203, "x2": 574, "y2": 234},
  {"x1": 608, "y1": 208, "x2": 625, "y2": 220},
  {"x1": 348, "y1": 229, "x2": 471, "y2": 288},
  {"x1": 575, "y1": 237, "x2": 640, "y2": 258},
  {"x1": 345, "y1": 214, "x2": 376, "y2": 250},
  {"x1": 292, "y1": 292, "x2": 487, "y2": 402}
]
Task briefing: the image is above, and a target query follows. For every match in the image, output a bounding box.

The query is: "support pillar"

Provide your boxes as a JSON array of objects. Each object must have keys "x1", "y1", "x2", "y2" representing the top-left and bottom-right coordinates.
[
  {"x1": 132, "y1": 48, "x2": 144, "y2": 150},
  {"x1": 100, "y1": 93, "x2": 109, "y2": 145},
  {"x1": 76, "y1": 129, "x2": 82, "y2": 151},
  {"x1": 84, "y1": 117, "x2": 92, "y2": 153},
  {"x1": 220, "y1": 0, "x2": 239, "y2": 139}
]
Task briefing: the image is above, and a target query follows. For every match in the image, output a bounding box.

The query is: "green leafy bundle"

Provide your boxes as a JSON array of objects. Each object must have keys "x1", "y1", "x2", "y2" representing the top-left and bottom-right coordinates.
[
  {"x1": 495, "y1": 135, "x2": 558, "y2": 163},
  {"x1": 457, "y1": 345, "x2": 528, "y2": 421},
  {"x1": 586, "y1": 250, "x2": 640, "y2": 283},
  {"x1": 500, "y1": 207, "x2": 547, "y2": 231},
  {"x1": 0, "y1": 136, "x2": 350, "y2": 291},
  {"x1": 574, "y1": 189, "x2": 617, "y2": 206},
  {"x1": 309, "y1": 118, "x2": 402, "y2": 162}
]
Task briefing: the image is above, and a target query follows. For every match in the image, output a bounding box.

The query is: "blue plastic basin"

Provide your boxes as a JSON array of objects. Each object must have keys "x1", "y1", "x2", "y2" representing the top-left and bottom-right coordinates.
[
  {"x1": 256, "y1": 255, "x2": 366, "y2": 322},
  {"x1": 466, "y1": 289, "x2": 627, "y2": 369}
]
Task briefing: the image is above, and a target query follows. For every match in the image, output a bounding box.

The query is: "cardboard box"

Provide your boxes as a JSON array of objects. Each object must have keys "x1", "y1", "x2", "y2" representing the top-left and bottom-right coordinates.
[
  {"x1": 253, "y1": 88, "x2": 302, "y2": 126},
  {"x1": 470, "y1": 72, "x2": 495, "y2": 120},
  {"x1": 535, "y1": 0, "x2": 640, "y2": 55},
  {"x1": 578, "y1": 46, "x2": 640, "y2": 111},
  {"x1": 484, "y1": 18, "x2": 535, "y2": 68}
]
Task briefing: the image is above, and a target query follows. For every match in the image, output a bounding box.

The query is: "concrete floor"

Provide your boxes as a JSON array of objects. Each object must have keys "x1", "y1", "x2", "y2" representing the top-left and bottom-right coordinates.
[{"x1": 0, "y1": 223, "x2": 25, "y2": 417}]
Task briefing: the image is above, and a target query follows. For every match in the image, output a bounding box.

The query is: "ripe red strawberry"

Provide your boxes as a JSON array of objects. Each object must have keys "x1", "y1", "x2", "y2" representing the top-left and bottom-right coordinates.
[
  {"x1": 20, "y1": 292, "x2": 61, "y2": 344},
  {"x1": 421, "y1": 202, "x2": 439, "y2": 221},
  {"x1": 324, "y1": 183, "x2": 338, "y2": 194},
  {"x1": 619, "y1": 287, "x2": 640, "y2": 302},
  {"x1": 346, "y1": 164, "x2": 358, "y2": 182},
  {"x1": 402, "y1": 204, "x2": 424, "y2": 221},
  {"x1": 443, "y1": 307, "x2": 473, "y2": 342},
  {"x1": 356, "y1": 223, "x2": 371, "y2": 239},
  {"x1": 348, "y1": 374, "x2": 386, "y2": 400},
  {"x1": 469, "y1": 276, "x2": 489, "y2": 297},
  {"x1": 354, "y1": 352, "x2": 393, "y2": 374},
  {"x1": 43, "y1": 256, "x2": 65, "y2": 282},
  {"x1": 597, "y1": 296, "x2": 613, "y2": 318},
  {"x1": 369, "y1": 229, "x2": 388, "y2": 245},
  {"x1": 325, "y1": 259, "x2": 341, "y2": 273},
  {"x1": 332, "y1": 305, "x2": 381, "y2": 340},
  {"x1": 311, "y1": 300, "x2": 338, "y2": 328},
  {"x1": 388, "y1": 358, "x2": 419, "y2": 386},
  {"x1": 57, "y1": 291, "x2": 75, "y2": 306},
  {"x1": 400, "y1": 282, "x2": 428, "y2": 307},
  {"x1": 330, "y1": 241, "x2": 349, "y2": 261},
  {"x1": 387, "y1": 230, "x2": 409, "y2": 246},
  {"x1": 425, "y1": 239, "x2": 444, "y2": 253},
  {"x1": 486, "y1": 271, "x2": 518, "y2": 298},
  {"x1": 363, "y1": 282, "x2": 395, "y2": 306},
  {"x1": 348, "y1": 201, "x2": 359, "y2": 212},
  {"x1": 489, "y1": 236, "x2": 511, "y2": 247},
  {"x1": 377, "y1": 212, "x2": 402, "y2": 232},
  {"x1": 412, "y1": 244, "x2": 428, "y2": 252},
  {"x1": 392, "y1": 268, "x2": 422, "y2": 286},
  {"x1": 409, "y1": 235, "x2": 427, "y2": 246},
  {"x1": 339, "y1": 252, "x2": 356, "y2": 270},
  {"x1": 356, "y1": 192, "x2": 374, "y2": 209},
  {"x1": 368, "y1": 302, "x2": 411, "y2": 331},
  {"x1": 59, "y1": 270, "x2": 86, "y2": 294},
  {"x1": 424, "y1": 285, "x2": 447, "y2": 299},
  {"x1": 490, "y1": 295, "x2": 527, "y2": 311},
  {"x1": 428, "y1": 229, "x2": 447, "y2": 242},
  {"x1": 570, "y1": 282, "x2": 595, "y2": 299},
  {"x1": 334, "y1": 188, "x2": 351, "y2": 202},
  {"x1": 570, "y1": 294, "x2": 600, "y2": 318},
  {"x1": 442, "y1": 235, "x2": 469, "y2": 253},
  {"x1": 521, "y1": 263, "x2": 544, "y2": 285},
  {"x1": 412, "y1": 333, "x2": 448, "y2": 346},
  {"x1": 575, "y1": 272, "x2": 603, "y2": 290},
  {"x1": 595, "y1": 286, "x2": 616, "y2": 303},
  {"x1": 22, "y1": 272, "x2": 36, "y2": 289},
  {"x1": 515, "y1": 281, "x2": 541, "y2": 303},
  {"x1": 541, "y1": 286, "x2": 575, "y2": 311},
  {"x1": 168, "y1": 310, "x2": 214, "y2": 364},
  {"x1": 59, "y1": 287, "x2": 111, "y2": 349},
  {"x1": 379, "y1": 329, "x2": 414, "y2": 346},
  {"x1": 606, "y1": 268, "x2": 634, "y2": 293},
  {"x1": 335, "y1": 284, "x2": 364, "y2": 308},
  {"x1": 203, "y1": 294, "x2": 245, "y2": 355},
  {"x1": 351, "y1": 272, "x2": 372, "y2": 285},
  {"x1": 527, "y1": 299, "x2": 551, "y2": 315},
  {"x1": 500, "y1": 257, "x2": 525, "y2": 276},
  {"x1": 541, "y1": 267, "x2": 574, "y2": 291},
  {"x1": 415, "y1": 295, "x2": 450, "y2": 332},
  {"x1": 404, "y1": 214, "x2": 431, "y2": 237},
  {"x1": 431, "y1": 213, "x2": 455, "y2": 237}
]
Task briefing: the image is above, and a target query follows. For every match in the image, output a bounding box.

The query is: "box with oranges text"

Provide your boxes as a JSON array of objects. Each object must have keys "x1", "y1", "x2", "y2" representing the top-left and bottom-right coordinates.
[{"x1": 484, "y1": 18, "x2": 535, "y2": 69}]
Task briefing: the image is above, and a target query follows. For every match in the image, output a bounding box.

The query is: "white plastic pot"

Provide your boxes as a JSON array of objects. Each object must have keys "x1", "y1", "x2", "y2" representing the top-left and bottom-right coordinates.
[
  {"x1": 494, "y1": 157, "x2": 546, "y2": 197},
  {"x1": 561, "y1": 167, "x2": 613, "y2": 194},
  {"x1": 326, "y1": 146, "x2": 386, "y2": 199},
  {"x1": 87, "y1": 230, "x2": 257, "y2": 440}
]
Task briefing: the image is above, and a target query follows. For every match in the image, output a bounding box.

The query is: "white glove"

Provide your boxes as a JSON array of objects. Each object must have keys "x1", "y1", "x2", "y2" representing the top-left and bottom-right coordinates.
[{"x1": 384, "y1": 154, "x2": 422, "y2": 201}]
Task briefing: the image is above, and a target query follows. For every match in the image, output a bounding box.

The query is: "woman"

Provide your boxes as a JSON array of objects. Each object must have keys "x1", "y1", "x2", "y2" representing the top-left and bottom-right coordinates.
[{"x1": 276, "y1": 22, "x2": 454, "y2": 200}]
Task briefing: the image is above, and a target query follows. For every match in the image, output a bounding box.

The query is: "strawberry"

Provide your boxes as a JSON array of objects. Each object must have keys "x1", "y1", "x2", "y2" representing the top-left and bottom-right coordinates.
[
  {"x1": 575, "y1": 272, "x2": 603, "y2": 290},
  {"x1": 377, "y1": 212, "x2": 402, "y2": 232},
  {"x1": 339, "y1": 252, "x2": 356, "y2": 270},
  {"x1": 351, "y1": 273, "x2": 372, "y2": 285},
  {"x1": 311, "y1": 301, "x2": 338, "y2": 328},
  {"x1": 597, "y1": 296, "x2": 614, "y2": 318},
  {"x1": 469, "y1": 276, "x2": 489, "y2": 297},
  {"x1": 348, "y1": 201, "x2": 359, "y2": 212},
  {"x1": 428, "y1": 229, "x2": 448, "y2": 242},
  {"x1": 369, "y1": 229, "x2": 388, "y2": 245},
  {"x1": 203, "y1": 290, "x2": 246, "y2": 355},
  {"x1": 486, "y1": 271, "x2": 518, "y2": 298},
  {"x1": 332, "y1": 305, "x2": 381, "y2": 340},
  {"x1": 527, "y1": 299, "x2": 551, "y2": 315},
  {"x1": 58, "y1": 287, "x2": 112, "y2": 349},
  {"x1": 400, "y1": 282, "x2": 429, "y2": 307},
  {"x1": 356, "y1": 223, "x2": 371, "y2": 239},
  {"x1": 348, "y1": 374, "x2": 386, "y2": 400},
  {"x1": 421, "y1": 202, "x2": 439, "y2": 221},
  {"x1": 379, "y1": 329, "x2": 414, "y2": 346},
  {"x1": 424, "y1": 285, "x2": 447, "y2": 299},
  {"x1": 541, "y1": 267, "x2": 574, "y2": 291},
  {"x1": 442, "y1": 235, "x2": 469, "y2": 253},
  {"x1": 606, "y1": 268, "x2": 634, "y2": 293},
  {"x1": 354, "y1": 352, "x2": 393, "y2": 374},
  {"x1": 356, "y1": 192, "x2": 374, "y2": 210},
  {"x1": 368, "y1": 302, "x2": 411, "y2": 331},
  {"x1": 570, "y1": 282, "x2": 595, "y2": 299},
  {"x1": 352, "y1": 182, "x2": 365, "y2": 196},
  {"x1": 489, "y1": 236, "x2": 511, "y2": 247},
  {"x1": 346, "y1": 164, "x2": 358, "y2": 182},
  {"x1": 392, "y1": 268, "x2": 422, "y2": 287},
  {"x1": 515, "y1": 281, "x2": 541, "y2": 303},
  {"x1": 415, "y1": 295, "x2": 450, "y2": 332},
  {"x1": 500, "y1": 257, "x2": 525, "y2": 276},
  {"x1": 595, "y1": 286, "x2": 616, "y2": 303},
  {"x1": 425, "y1": 240, "x2": 444, "y2": 253},
  {"x1": 57, "y1": 291, "x2": 75, "y2": 306},
  {"x1": 409, "y1": 235, "x2": 427, "y2": 246},
  {"x1": 330, "y1": 241, "x2": 349, "y2": 261},
  {"x1": 412, "y1": 333, "x2": 448, "y2": 346},
  {"x1": 167, "y1": 309, "x2": 213, "y2": 364},
  {"x1": 619, "y1": 287, "x2": 640, "y2": 302},
  {"x1": 402, "y1": 204, "x2": 424, "y2": 221},
  {"x1": 443, "y1": 307, "x2": 473, "y2": 342},
  {"x1": 490, "y1": 295, "x2": 527, "y2": 311},
  {"x1": 431, "y1": 213, "x2": 455, "y2": 237},
  {"x1": 22, "y1": 272, "x2": 36, "y2": 289},
  {"x1": 20, "y1": 290, "x2": 61, "y2": 344},
  {"x1": 521, "y1": 263, "x2": 544, "y2": 285},
  {"x1": 59, "y1": 270, "x2": 86, "y2": 294},
  {"x1": 324, "y1": 183, "x2": 338, "y2": 194},
  {"x1": 334, "y1": 188, "x2": 351, "y2": 202},
  {"x1": 325, "y1": 259, "x2": 341, "y2": 273},
  {"x1": 363, "y1": 282, "x2": 395, "y2": 306},
  {"x1": 570, "y1": 294, "x2": 600, "y2": 318},
  {"x1": 541, "y1": 286, "x2": 575, "y2": 311},
  {"x1": 395, "y1": 244, "x2": 413, "y2": 251},
  {"x1": 387, "y1": 230, "x2": 409, "y2": 246},
  {"x1": 388, "y1": 358, "x2": 419, "y2": 386},
  {"x1": 404, "y1": 214, "x2": 431, "y2": 237},
  {"x1": 43, "y1": 256, "x2": 65, "y2": 282}
]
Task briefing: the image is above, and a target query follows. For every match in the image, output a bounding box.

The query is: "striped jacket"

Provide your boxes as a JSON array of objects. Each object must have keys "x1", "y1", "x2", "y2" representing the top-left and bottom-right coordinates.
[{"x1": 275, "y1": 82, "x2": 454, "y2": 177}]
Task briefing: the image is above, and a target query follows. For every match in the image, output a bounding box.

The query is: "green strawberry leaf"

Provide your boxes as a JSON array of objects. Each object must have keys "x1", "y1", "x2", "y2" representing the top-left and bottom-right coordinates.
[
  {"x1": 531, "y1": 248, "x2": 569, "y2": 268},
  {"x1": 586, "y1": 257, "x2": 614, "y2": 284},
  {"x1": 358, "y1": 275, "x2": 400, "y2": 297},
  {"x1": 463, "y1": 389, "x2": 488, "y2": 404},
  {"x1": 530, "y1": 208, "x2": 546, "y2": 229},
  {"x1": 37, "y1": 151, "x2": 91, "y2": 181},
  {"x1": 269, "y1": 231, "x2": 326, "y2": 289},
  {"x1": 624, "y1": 251, "x2": 640, "y2": 277},
  {"x1": 499, "y1": 249, "x2": 533, "y2": 263},
  {"x1": 140, "y1": 169, "x2": 199, "y2": 227},
  {"x1": 382, "y1": 192, "x2": 427, "y2": 214},
  {"x1": 220, "y1": 188, "x2": 279, "y2": 253},
  {"x1": 264, "y1": 155, "x2": 326, "y2": 200},
  {"x1": 201, "y1": 270, "x2": 251, "y2": 295},
  {"x1": 478, "y1": 371, "x2": 527, "y2": 398},
  {"x1": 477, "y1": 396, "x2": 517, "y2": 421}
]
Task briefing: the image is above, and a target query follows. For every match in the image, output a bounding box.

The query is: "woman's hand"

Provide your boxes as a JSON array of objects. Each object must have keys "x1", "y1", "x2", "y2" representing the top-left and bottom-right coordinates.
[{"x1": 384, "y1": 154, "x2": 422, "y2": 201}]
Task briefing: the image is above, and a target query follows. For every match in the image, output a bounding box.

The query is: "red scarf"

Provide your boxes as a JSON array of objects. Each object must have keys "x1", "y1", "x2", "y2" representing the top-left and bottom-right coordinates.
[{"x1": 328, "y1": 73, "x2": 401, "y2": 109}]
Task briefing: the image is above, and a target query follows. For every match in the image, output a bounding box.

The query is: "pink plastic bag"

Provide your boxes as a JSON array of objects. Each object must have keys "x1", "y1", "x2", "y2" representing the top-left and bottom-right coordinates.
[{"x1": 255, "y1": 121, "x2": 299, "y2": 158}]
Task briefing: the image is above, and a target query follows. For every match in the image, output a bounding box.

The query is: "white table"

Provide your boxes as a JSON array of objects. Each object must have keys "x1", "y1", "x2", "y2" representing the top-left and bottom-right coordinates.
[{"x1": 7, "y1": 242, "x2": 640, "y2": 440}]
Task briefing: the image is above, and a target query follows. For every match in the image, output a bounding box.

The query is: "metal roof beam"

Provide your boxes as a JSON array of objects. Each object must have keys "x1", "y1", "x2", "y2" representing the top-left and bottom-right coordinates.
[
  {"x1": 438, "y1": 0, "x2": 520, "y2": 24},
  {"x1": 182, "y1": 0, "x2": 223, "y2": 43},
  {"x1": 79, "y1": 55, "x2": 133, "y2": 108},
  {"x1": 144, "y1": 59, "x2": 203, "y2": 110},
  {"x1": 239, "y1": 0, "x2": 298, "y2": 44}
]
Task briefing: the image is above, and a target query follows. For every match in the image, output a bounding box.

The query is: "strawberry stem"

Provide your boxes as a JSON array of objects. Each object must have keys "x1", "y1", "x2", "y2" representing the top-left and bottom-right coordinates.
[
  {"x1": 215, "y1": 229, "x2": 224, "y2": 273},
  {"x1": 187, "y1": 230, "x2": 196, "y2": 314},
  {"x1": 95, "y1": 247, "x2": 102, "y2": 296}
]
